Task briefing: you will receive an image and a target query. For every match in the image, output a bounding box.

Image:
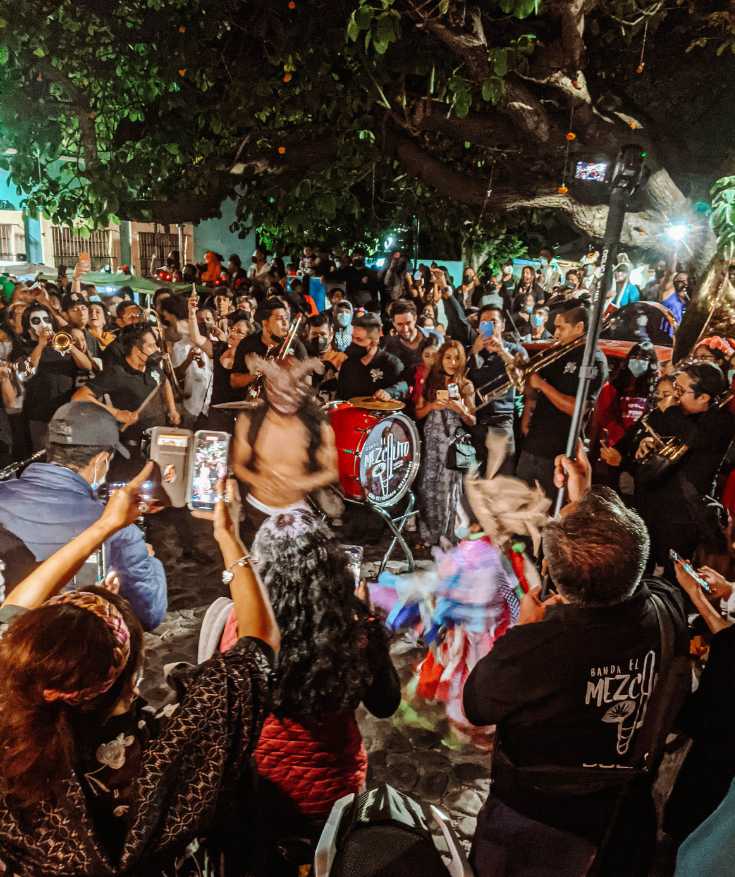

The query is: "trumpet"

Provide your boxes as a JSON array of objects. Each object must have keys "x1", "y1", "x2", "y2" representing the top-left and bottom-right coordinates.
[
  {"x1": 636, "y1": 390, "x2": 734, "y2": 469},
  {"x1": 51, "y1": 331, "x2": 73, "y2": 354}
]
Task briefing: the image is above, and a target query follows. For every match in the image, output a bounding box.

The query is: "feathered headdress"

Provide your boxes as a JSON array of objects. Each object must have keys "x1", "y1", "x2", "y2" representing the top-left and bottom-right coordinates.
[
  {"x1": 245, "y1": 354, "x2": 324, "y2": 412},
  {"x1": 464, "y1": 431, "x2": 551, "y2": 555}
]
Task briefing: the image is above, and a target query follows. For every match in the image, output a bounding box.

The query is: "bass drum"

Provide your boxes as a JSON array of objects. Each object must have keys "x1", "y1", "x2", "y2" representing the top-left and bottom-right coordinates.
[{"x1": 328, "y1": 403, "x2": 421, "y2": 508}]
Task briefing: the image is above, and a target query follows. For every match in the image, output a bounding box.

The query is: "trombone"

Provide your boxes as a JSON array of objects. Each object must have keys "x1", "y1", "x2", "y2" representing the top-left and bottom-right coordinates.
[{"x1": 475, "y1": 335, "x2": 587, "y2": 412}]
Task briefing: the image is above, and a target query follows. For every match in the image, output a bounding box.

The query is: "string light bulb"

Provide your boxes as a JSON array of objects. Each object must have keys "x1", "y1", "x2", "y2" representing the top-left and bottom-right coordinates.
[
  {"x1": 277, "y1": 146, "x2": 287, "y2": 155},
  {"x1": 566, "y1": 132, "x2": 576, "y2": 142},
  {"x1": 558, "y1": 184, "x2": 569, "y2": 195}
]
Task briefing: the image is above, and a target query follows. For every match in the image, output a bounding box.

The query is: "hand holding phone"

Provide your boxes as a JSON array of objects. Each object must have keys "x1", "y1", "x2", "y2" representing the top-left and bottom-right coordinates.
[
  {"x1": 187, "y1": 430, "x2": 231, "y2": 512},
  {"x1": 669, "y1": 549, "x2": 712, "y2": 593}
]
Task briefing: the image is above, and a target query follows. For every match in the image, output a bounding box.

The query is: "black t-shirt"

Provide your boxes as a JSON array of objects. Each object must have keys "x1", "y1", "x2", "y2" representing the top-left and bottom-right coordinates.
[
  {"x1": 231, "y1": 332, "x2": 307, "y2": 377},
  {"x1": 101, "y1": 336, "x2": 125, "y2": 369},
  {"x1": 210, "y1": 340, "x2": 238, "y2": 406},
  {"x1": 463, "y1": 579, "x2": 688, "y2": 768},
  {"x1": 86, "y1": 360, "x2": 167, "y2": 439},
  {"x1": 523, "y1": 345, "x2": 608, "y2": 459},
  {"x1": 337, "y1": 350, "x2": 405, "y2": 399},
  {"x1": 21, "y1": 348, "x2": 88, "y2": 423},
  {"x1": 383, "y1": 334, "x2": 425, "y2": 372}
]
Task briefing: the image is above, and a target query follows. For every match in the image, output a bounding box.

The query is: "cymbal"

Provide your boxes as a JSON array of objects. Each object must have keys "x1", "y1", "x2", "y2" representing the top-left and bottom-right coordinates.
[
  {"x1": 348, "y1": 396, "x2": 405, "y2": 412},
  {"x1": 211, "y1": 400, "x2": 260, "y2": 410}
]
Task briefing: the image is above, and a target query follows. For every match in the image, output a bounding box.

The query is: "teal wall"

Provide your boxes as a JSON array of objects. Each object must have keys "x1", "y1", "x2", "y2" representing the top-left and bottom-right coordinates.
[
  {"x1": 193, "y1": 197, "x2": 256, "y2": 263},
  {"x1": 0, "y1": 170, "x2": 23, "y2": 210}
]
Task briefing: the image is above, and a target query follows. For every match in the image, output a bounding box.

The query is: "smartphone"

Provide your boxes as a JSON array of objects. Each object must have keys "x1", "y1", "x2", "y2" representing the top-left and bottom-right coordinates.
[
  {"x1": 669, "y1": 549, "x2": 711, "y2": 593},
  {"x1": 187, "y1": 430, "x2": 231, "y2": 512},
  {"x1": 436, "y1": 389, "x2": 449, "y2": 402},
  {"x1": 149, "y1": 427, "x2": 193, "y2": 508},
  {"x1": 479, "y1": 319, "x2": 494, "y2": 339},
  {"x1": 448, "y1": 383, "x2": 460, "y2": 400}
]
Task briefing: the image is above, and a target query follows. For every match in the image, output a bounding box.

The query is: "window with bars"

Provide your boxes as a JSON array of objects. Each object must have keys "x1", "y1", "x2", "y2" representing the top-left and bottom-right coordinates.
[
  {"x1": 51, "y1": 226, "x2": 113, "y2": 271},
  {"x1": 138, "y1": 231, "x2": 189, "y2": 276},
  {"x1": 0, "y1": 225, "x2": 12, "y2": 259}
]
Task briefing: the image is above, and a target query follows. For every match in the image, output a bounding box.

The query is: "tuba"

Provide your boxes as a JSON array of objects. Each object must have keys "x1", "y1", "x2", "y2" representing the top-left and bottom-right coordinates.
[{"x1": 672, "y1": 260, "x2": 735, "y2": 364}]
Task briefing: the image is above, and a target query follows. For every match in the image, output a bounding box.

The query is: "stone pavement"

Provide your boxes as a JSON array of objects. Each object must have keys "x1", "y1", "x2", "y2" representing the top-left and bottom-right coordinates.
[{"x1": 141, "y1": 511, "x2": 680, "y2": 874}]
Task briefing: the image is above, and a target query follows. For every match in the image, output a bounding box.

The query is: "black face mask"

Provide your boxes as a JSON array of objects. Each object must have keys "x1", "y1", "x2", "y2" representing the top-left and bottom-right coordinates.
[
  {"x1": 308, "y1": 336, "x2": 330, "y2": 355},
  {"x1": 346, "y1": 342, "x2": 367, "y2": 360},
  {"x1": 146, "y1": 351, "x2": 163, "y2": 366}
]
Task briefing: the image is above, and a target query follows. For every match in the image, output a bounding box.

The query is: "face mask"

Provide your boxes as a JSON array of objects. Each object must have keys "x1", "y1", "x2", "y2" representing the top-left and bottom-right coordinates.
[
  {"x1": 91, "y1": 457, "x2": 109, "y2": 492},
  {"x1": 145, "y1": 350, "x2": 163, "y2": 366},
  {"x1": 628, "y1": 358, "x2": 649, "y2": 377},
  {"x1": 345, "y1": 342, "x2": 366, "y2": 360},
  {"x1": 525, "y1": 304, "x2": 533, "y2": 314},
  {"x1": 454, "y1": 523, "x2": 470, "y2": 541},
  {"x1": 531, "y1": 314, "x2": 544, "y2": 328},
  {"x1": 336, "y1": 312, "x2": 352, "y2": 328},
  {"x1": 309, "y1": 336, "x2": 330, "y2": 355}
]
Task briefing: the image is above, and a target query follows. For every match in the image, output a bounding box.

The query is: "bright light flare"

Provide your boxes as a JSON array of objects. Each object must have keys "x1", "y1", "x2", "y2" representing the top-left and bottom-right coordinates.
[{"x1": 665, "y1": 224, "x2": 688, "y2": 242}]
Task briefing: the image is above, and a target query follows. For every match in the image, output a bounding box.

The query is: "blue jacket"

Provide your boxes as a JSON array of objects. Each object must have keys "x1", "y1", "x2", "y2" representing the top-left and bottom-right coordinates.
[{"x1": 0, "y1": 463, "x2": 167, "y2": 630}]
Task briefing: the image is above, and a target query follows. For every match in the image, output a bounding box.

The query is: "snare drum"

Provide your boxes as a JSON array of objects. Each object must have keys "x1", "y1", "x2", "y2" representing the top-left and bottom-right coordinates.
[{"x1": 328, "y1": 402, "x2": 420, "y2": 508}]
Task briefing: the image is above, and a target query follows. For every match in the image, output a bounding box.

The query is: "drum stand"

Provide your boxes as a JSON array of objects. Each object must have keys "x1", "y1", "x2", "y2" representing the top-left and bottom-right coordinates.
[{"x1": 344, "y1": 491, "x2": 418, "y2": 574}]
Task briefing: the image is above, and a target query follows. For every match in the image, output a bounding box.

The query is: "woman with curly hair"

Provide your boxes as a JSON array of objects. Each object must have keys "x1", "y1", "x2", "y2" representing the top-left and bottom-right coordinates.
[{"x1": 213, "y1": 509, "x2": 400, "y2": 874}]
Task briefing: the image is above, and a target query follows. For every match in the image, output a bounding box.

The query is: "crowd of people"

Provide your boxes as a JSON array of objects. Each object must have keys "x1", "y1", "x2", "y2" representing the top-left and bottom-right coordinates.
[{"x1": 0, "y1": 240, "x2": 734, "y2": 876}]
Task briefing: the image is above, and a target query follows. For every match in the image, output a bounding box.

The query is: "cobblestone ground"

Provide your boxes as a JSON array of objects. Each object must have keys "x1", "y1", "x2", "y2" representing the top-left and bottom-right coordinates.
[{"x1": 142, "y1": 512, "x2": 680, "y2": 874}]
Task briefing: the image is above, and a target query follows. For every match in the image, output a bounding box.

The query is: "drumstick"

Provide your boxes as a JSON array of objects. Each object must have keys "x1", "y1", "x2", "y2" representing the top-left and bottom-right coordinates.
[{"x1": 121, "y1": 384, "x2": 163, "y2": 433}]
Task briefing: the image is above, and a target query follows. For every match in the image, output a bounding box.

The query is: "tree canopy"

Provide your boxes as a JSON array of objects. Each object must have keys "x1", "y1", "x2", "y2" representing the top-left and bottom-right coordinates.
[{"x1": 0, "y1": 0, "x2": 734, "y2": 263}]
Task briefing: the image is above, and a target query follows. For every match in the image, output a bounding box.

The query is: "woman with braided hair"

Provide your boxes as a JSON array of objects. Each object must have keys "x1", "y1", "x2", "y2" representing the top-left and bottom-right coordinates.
[{"x1": 0, "y1": 464, "x2": 279, "y2": 877}]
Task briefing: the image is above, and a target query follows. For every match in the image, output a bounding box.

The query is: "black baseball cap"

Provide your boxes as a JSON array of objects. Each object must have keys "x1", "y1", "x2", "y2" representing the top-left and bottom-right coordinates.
[
  {"x1": 61, "y1": 292, "x2": 88, "y2": 311},
  {"x1": 48, "y1": 402, "x2": 130, "y2": 459}
]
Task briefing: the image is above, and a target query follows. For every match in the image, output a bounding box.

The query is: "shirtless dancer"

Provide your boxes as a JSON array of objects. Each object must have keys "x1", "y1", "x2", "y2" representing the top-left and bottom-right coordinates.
[{"x1": 231, "y1": 355, "x2": 339, "y2": 540}]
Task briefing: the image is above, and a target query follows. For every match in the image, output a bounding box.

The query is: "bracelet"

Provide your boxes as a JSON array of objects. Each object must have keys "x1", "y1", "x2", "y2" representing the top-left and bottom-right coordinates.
[{"x1": 222, "y1": 554, "x2": 251, "y2": 585}]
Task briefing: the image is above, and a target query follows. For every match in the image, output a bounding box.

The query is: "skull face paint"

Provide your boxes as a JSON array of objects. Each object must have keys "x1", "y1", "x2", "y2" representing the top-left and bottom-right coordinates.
[{"x1": 28, "y1": 309, "x2": 53, "y2": 340}]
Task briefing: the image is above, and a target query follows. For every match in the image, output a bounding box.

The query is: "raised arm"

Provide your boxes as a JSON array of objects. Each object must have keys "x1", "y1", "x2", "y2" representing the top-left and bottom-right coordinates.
[
  {"x1": 2, "y1": 463, "x2": 154, "y2": 611},
  {"x1": 213, "y1": 480, "x2": 280, "y2": 652}
]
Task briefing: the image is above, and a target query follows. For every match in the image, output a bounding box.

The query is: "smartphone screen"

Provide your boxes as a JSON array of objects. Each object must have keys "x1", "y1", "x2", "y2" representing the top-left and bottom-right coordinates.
[
  {"x1": 480, "y1": 319, "x2": 494, "y2": 339},
  {"x1": 448, "y1": 382, "x2": 460, "y2": 400},
  {"x1": 187, "y1": 431, "x2": 231, "y2": 512}
]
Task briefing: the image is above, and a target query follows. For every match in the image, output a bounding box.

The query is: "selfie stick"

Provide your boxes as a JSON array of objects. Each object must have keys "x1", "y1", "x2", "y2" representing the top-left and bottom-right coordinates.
[{"x1": 553, "y1": 145, "x2": 647, "y2": 516}]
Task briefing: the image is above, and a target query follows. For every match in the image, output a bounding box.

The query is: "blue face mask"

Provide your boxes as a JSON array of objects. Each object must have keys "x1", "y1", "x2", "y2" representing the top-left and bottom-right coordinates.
[
  {"x1": 531, "y1": 314, "x2": 544, "y2": 328},
  {"x1": 628, "y1": 358, "x2": 649, "y2": 378},
  {"x1": 336, "y1": 312, "x2": 351, "y2": 328}
]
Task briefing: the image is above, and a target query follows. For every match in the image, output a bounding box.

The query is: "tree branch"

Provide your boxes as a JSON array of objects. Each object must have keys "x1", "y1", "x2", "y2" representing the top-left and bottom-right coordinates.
[{"x1": 36, "y1": 62, "x2": 100, "y2": 172}]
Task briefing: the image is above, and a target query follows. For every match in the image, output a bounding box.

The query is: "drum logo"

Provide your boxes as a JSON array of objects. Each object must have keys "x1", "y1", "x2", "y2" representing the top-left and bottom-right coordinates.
[{"x1": 359, "y1": 417, "x2": 419, "y2": 507}]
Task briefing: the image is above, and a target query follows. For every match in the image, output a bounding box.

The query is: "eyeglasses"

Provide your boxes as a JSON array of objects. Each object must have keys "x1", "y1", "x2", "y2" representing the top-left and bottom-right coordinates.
[{"x1": 673, "y1": 381, "x2": 695, "y2": 397}]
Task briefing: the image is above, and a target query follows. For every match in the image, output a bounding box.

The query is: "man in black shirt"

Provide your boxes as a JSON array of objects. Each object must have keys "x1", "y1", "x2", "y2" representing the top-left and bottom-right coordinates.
[
  {"x1": 464, "y1": 457, "x2": 688, "y2": 875},
  {"x1": 102, "y1": 302, "x2": 147, "y2": 368},
  {"x1": 230, "y1": 297, "x2": 306, "y2": 395},
  {"x1": 383, "y1": 300, "x2": 440, "y2": 373},
  {"x1": 336, "y1": 313, "x2": 407, "y2": 401},
  {"x1": 636, "y1": 361, "x2": 735, "y2": 576},
  {"x1": 74, "y1": 325, "x2": 178, "y2": 453},
  {"x1": 468, "y1": 303, "x2": 526, "y2": 473},
  {"x1": 517, "y1": 304, "x2": 607, "y2": 497},
  {"x1": 61, "y1": 292, "x2": 100, "y2": 366}
]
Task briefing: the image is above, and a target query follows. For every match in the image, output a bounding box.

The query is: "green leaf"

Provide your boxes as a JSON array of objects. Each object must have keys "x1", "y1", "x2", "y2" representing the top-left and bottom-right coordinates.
[
  {"x1": 347, "y1": 13, "x2": 360, "y2": 42},
  {"x1": 0, "y1": 45, "x2": 8, "y2": 65},
  {"x1": 0, "y1": 17, "x2": 7, "y2": 28},
  {"x1": 493, "y1": 49, "x2": 508, "y2": 77},
  {"x1": 33, "y1": 47, "x2": 46, "y2": 57}
]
